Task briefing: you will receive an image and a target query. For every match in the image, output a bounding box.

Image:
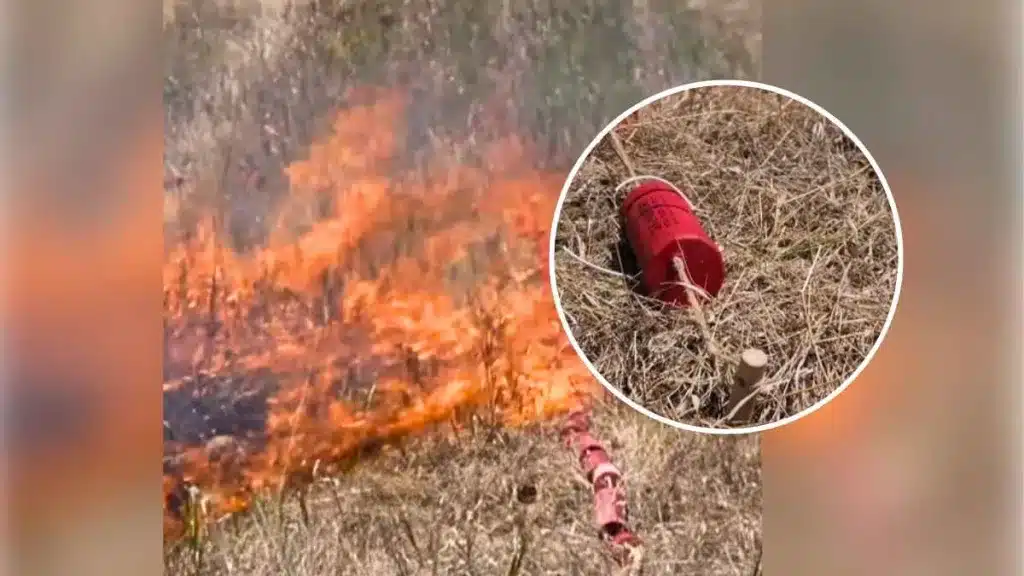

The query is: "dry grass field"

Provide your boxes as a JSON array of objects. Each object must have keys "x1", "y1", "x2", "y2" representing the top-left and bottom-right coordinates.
[
  {"x1": 162, "y1": 1, "x2": 763, "y2": 574},
  {"x1": 165, "y1": 403, "x2": 761, "y2": 575},
  {"x1": 553, "y1": 84, "x2": 900, "y2": 429}
]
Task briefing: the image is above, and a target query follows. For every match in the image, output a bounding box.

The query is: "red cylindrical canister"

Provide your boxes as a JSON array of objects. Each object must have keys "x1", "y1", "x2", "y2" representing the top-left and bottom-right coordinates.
[{"x1": 620, "y1": 180, "x2": 725, "y2": 307}]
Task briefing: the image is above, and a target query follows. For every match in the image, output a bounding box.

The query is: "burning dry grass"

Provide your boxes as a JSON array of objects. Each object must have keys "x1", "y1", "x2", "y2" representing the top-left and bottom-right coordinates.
[
  {"x1": 165, "y1": 403, "x2": 761, "y2": 576},
  {"x1": 162, "y1": 89, "x2": 593, "y2": 534},
  {"x1": 553, "y1": 84, "x2": 900, "y2": 429},
  {"x1": 162, "y1": 2, "x2": 765, "y2": 573},
  {"x1": 162, "y1": 87, "x2": 764, "y2": 575}
]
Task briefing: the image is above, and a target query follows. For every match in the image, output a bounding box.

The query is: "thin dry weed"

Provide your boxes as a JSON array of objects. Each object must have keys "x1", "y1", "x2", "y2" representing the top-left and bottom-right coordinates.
[{"x1": 554, "y1": 84, "x2": 899, "y2": 428}]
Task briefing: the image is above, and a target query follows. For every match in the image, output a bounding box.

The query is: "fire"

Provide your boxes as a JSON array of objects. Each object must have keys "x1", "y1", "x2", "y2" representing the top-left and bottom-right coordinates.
[{"x1": 163, "y1": 88, "x2": 595, "y2": 538}]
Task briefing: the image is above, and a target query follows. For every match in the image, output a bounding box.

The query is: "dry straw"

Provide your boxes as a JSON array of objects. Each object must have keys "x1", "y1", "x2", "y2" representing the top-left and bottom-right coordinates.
[{"x1": 553, "y1": 84, "x2": 899, "y2": 429}]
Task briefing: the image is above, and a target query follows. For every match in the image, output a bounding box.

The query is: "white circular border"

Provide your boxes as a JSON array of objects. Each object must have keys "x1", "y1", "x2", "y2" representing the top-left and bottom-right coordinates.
[{"x1": 548, "y1": 79, "x2": 905, "y2": 436}]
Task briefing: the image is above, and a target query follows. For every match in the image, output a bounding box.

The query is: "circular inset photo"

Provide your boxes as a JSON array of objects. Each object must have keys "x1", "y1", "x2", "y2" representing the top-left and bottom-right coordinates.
[{"x1": 550, "y1": 80, "x2": 902, "y2": 433}]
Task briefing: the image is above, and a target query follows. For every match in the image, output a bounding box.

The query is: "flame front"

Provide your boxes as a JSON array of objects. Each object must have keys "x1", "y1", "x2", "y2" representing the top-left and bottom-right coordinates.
[{"x1": 163, "y1": 89, "x2": 594, "y2": 537}]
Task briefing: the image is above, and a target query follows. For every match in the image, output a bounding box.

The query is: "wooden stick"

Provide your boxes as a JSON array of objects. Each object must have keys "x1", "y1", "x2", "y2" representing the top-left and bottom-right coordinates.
[
  {"x1": 671, "y1": 256, "x2": 723, "y2": 359},
  {"x1": 674, "y1": 258, "x2": 764, "y2": 426},
  {"x1": 726, "y1": 349, "x2": 768, "y2": 424}
]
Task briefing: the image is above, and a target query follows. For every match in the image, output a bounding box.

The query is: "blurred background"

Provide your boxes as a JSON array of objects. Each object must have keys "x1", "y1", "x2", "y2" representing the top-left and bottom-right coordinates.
[
  {"x1": 4, "y1": 0, "x2": 1021, "y2": 574},
  {"x1": 764, "y1": 1, "x2": 1020, "y2": 574}
]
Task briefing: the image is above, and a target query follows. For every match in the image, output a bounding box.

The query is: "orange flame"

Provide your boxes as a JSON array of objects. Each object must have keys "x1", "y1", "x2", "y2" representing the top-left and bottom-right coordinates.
[{"x1": 163, "y1": 88, "x2": 595, "y2": 537}]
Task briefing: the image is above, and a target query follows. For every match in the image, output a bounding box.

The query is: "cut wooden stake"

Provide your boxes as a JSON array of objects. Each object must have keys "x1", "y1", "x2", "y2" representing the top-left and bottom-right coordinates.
[{"x1": 726, "y1": 349, "x2": 768, "y2": 424}]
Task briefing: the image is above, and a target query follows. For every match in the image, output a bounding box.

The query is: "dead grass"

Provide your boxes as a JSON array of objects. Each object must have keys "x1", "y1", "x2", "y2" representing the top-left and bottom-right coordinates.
[
  {"x1": 163, "y1": 2, "x2": 764, "y2": 573},
  {"x1": 164, "y1": 402, "x2": 761, "y2": 576},
  {"x1": 553, "y1": 84, "x2": 900, "y2": 429}
]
